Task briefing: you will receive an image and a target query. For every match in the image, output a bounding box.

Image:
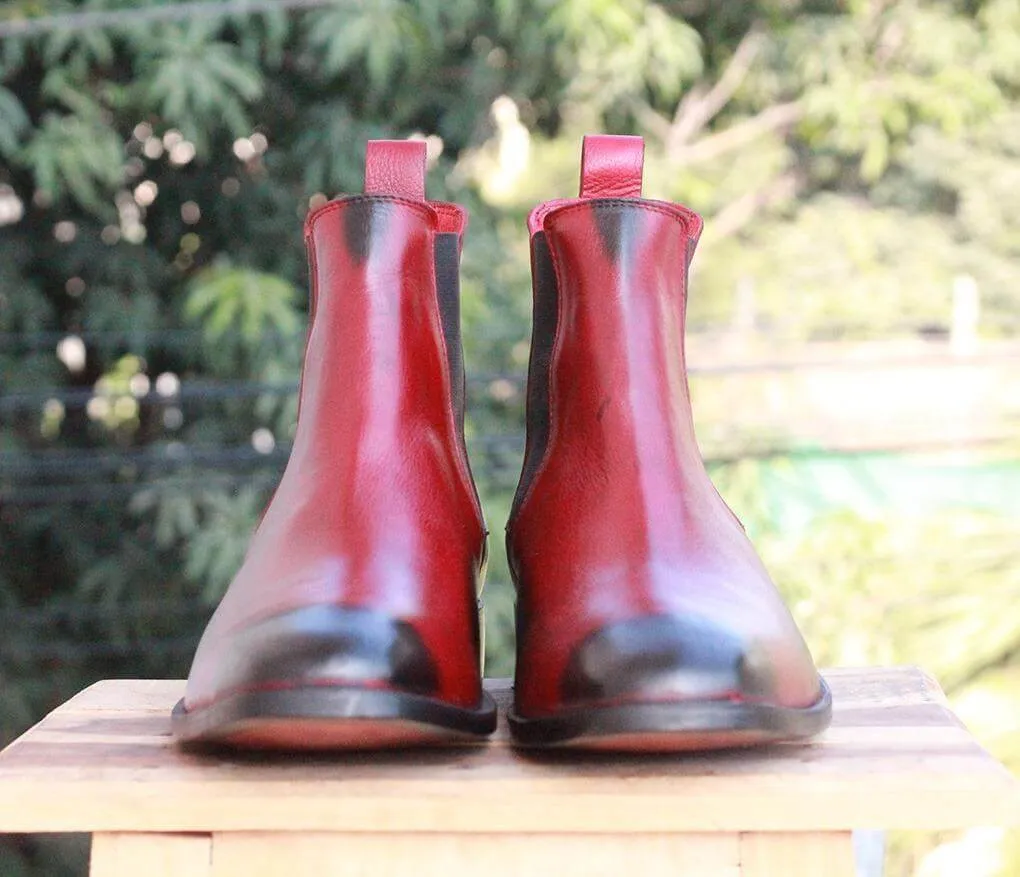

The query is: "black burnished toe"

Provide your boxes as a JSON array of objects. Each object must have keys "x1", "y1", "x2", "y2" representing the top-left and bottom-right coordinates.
[
  {"x1": 215, "y1": 605, "x2": 439, "y2": 697},
  {"x1": 561, "y1": 614, "x2": 776, "y2": 705}
]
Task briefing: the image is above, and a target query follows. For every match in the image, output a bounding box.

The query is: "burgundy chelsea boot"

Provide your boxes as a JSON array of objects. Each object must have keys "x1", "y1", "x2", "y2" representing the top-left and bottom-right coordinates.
[
  {"x1": 506, "y1": 135, "x2": 831, "y2": 751},
  {"x1": 174, "y1": 140, "x2": 496, "y2": 749}
]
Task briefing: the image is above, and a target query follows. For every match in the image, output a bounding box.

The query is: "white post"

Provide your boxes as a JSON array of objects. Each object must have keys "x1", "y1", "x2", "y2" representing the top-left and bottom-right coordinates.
[
  {"x1": 733, "y1": 276, "x2": 756, "y2": 336},
  {"x1": 951, "y1": 274, "x2": 979, "y2": 355}
]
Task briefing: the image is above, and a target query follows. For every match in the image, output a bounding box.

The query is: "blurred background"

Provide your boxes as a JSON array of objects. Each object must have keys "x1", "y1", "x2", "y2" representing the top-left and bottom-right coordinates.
[{"x1": 0, "y1": 0, "x2": 1018, "y2": 874}]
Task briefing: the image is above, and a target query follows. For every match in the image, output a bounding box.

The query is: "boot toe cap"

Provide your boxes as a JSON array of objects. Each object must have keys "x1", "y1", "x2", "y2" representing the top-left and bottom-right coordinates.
[
  {"x1": 185, "y1": 604, "x2": 439, "y2": 708},
  {"x1": 560, "y1": 613, "x2": 804, "y2": 709}
]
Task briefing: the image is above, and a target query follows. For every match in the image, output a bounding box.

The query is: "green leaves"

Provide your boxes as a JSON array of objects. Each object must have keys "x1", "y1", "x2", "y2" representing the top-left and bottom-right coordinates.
[
  {"x1": 185, "y1": 265, "x2": 301, "y2": 343},
  {"x1": 132, "y1": 20, "x2": 263, "y2": 150},
  {"x1": 42, "y1": 18, "x2": 115, "y2": 74},
  {"x1": 641, "y1": 4, "x2": 704, "y2": 103},
  {"x1": 549, "y1": 0, "x2": 703, "y2": 111},
  {"x1": 292, "y1": 101, "x2": 385, "y2": 192},
  {"x1": 184, "y1": 264, "x2": 305, "y2": 377},
  {"x1": 306, "y1": 0, "x2": 431, "y2": 96},
  {"x1": 787, "y1": 5, "x2": 1005, "y2": 181},
  {"x1": 181, "y1": 489, "x2": 263, "y2": 603},
  {"x1": 128, "y1": 480, "x2": 262, "y2": 603},
  {"x1": 20, "y1": 109, "x2": 124, "y2": 213},
  {"x1": 0, "y1": 86, "x2": 28, "y2": 158}
]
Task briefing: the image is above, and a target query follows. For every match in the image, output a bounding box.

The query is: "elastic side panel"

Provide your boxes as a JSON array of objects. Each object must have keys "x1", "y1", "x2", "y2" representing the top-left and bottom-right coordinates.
[
  {"x1": 434, "y1": 232, "x2": 465, "y2": 431},
  {"x1": 510, "y1": 231, "x2": 559, "y2": 520}
]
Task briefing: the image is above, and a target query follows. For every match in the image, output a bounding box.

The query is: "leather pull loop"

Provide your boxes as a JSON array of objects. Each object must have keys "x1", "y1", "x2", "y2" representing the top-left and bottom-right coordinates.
[
  {"x1": 364, "y1": 139, "x2": 427, "y2": 201},
  {"x1": 579, "y1": 135, "x2": 644, "y2": 199}
]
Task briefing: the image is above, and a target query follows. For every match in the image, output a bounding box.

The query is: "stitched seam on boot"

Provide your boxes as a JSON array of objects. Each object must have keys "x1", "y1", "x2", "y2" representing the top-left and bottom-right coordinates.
[
  {"x1": 304, "y1": 194, "x2": 437, "y2": 239},
  {"x1": 529, "y1": 196, "x2": 704, "y2": 240}
]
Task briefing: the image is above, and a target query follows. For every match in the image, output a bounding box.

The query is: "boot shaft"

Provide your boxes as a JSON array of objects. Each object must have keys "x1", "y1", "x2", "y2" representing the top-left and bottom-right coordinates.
[
  {"x1": 511, "y1": 138, "x2": 712, "y2": 549},
  {"x1": 288, "y1": 153, "x2": 479, "y2": 537}
]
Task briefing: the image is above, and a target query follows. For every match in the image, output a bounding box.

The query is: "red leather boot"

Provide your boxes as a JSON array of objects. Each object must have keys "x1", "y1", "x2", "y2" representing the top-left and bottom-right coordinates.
[
  {"x1": 173, "y1": 141, "x2": 496, "y2": 749},
  {"x1": 506, "y1": 135, "x2": 831, "y2": 750}
]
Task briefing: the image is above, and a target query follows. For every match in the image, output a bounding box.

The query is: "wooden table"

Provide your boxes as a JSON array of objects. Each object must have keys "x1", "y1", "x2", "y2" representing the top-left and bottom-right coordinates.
[{"x1": 0, "y1": 668, "x2": 1016, "y2": 876}]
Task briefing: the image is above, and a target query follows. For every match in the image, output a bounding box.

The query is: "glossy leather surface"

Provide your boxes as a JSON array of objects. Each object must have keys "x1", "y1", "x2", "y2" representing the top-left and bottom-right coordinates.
[
  {"x1": 508, "y1": 138, "x2": 824, "y2": 721},
  {"x1": 184, "y1": 142, "x2": 487, "y2": 714},
  {"x1": 194, "y1": 605, "x2": 440, "y2": 698},
  {"x1": 578, "y1": 134, "x2": 644, "y2": 199},
  {"x1": 364, "y1": 139, "x2": 427, "y2": 201},
  {"x1": 561, "y1": 614, "x2": 775, "y2": 705}
]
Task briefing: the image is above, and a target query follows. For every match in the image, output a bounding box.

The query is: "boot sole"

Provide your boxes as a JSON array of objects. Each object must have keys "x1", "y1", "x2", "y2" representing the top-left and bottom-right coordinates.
[
  {"x1": 172, "y1": 686, "x2": 498, "y2": 751},
  {"x1": 507, "y1": 680, "x2": 832, "y2": 752}
]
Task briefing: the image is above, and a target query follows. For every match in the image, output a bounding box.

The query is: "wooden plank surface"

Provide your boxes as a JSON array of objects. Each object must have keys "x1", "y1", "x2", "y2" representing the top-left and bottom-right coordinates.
[
  {"x1": 208, "y1": 832, "x2": 740, "y2": 877},
  {"x1": 90, "y1": 833, "x2": 211, "y2": 877},
  {"x1": 739, "y1": 832, "x2": 855, "y2": 877},
  {"x1": 0, "y1": 668, "x2": 1016, "y2": 834}
]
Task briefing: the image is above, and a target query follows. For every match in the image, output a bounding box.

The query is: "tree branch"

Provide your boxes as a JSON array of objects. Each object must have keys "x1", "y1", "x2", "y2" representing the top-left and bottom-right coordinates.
[
  {"x1": 668, "y1": 25, "x2": 764, "y2": 151},
  {"x1": 670, "y1": 100, "x2": 804, "y2": 165},
  {"x1": 701, "y1": 170, "x2": 803, "y2": 244},
  {"x1": 627, "y1": 98, "x2": 672, "y2": 141}
]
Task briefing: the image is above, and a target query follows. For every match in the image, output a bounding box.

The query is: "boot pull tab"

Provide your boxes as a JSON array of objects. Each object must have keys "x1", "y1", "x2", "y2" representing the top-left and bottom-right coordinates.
[
  {"x1": 579, "y1": 135, "x2": 644, "y2": 199},
  {"x1": 364, "y1": 139, "x2": 427, "y2": 201}
]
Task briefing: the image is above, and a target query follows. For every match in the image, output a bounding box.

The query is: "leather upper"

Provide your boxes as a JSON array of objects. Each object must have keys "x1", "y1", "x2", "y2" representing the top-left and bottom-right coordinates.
[
  {"x1": 364, "y1": 139, "x2": 427, "y2": 201},
  {"x1": 579, "y1": 135, "x2": 644, "y2": 199},
  {"x1": 185, "y1": 141, "x2": 487, "y2": 712},
  {"x1": 508, "y1": 137, "x2": 824, "y2": 719}
]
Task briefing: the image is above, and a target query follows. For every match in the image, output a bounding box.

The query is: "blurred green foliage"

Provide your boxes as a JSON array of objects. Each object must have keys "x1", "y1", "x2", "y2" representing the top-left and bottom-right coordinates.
[{"x1": 1, "y1": 0, "x2": 1019, "y2": 874}]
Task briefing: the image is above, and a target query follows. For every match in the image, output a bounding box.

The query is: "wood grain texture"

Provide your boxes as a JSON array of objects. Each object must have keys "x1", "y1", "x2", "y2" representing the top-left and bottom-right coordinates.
[
  {"x1": 740, "y1": 832, "x2": 856, "y2": 877},
  {"x1": 209, "y1": 832, "x2": 740, "y2": 877},
  {"x1": 0, "y1": 668, "x2": 1015, "y2": 834},
  {"x1": 90, "y1": 833, "x2": 211, "y2": 877}
]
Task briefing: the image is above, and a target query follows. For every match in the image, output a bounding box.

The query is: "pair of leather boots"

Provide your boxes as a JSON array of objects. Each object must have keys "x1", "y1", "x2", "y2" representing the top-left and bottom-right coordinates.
[{"x1": 173, "y1": 135, "x2": 832, "y2": 752}]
